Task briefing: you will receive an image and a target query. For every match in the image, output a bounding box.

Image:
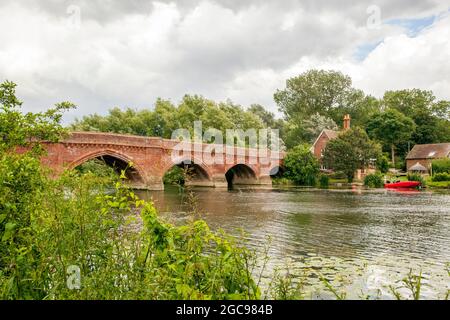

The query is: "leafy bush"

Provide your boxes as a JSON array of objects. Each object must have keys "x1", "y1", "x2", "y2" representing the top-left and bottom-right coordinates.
[
  {"x1": 283, "y1": 144, "x2": 320, "y2": 186},
  {"x1": 163, "y1": 166, "x2": 185, "y2": 185},
  {"x1": 376, "y1": 155, "x2": 390, "y2": 174},
  {"x1": 271, "y1": 177, "x2": 293, "y2": 186},
  {"x1": 432, "y1": 158, "x2": 450, "y2": 174},
  {"x1": 407, "y1": 173, "x2": 426, "y2": 186},
  {"x1": 432, "y1": 172, "x2": 450, "y2": 182},
  {"x1": 0, "y1": 166, "x2": 259, "y2": 300},
  {"x1": 75, "y1": 158, "x2": 118, "y2": 178},
  {"x1": 329, "y1": 171, "x2": 347, "y2": 180},
  {"x1": 318, "y1": 174, "x2": 329, "y2": 188},
  {"x1": 0, "y1": 80, "x2": 259, "y2": 300},
  {"x1": 364, "y1": 173, "x2": 384, "y2": 188}
]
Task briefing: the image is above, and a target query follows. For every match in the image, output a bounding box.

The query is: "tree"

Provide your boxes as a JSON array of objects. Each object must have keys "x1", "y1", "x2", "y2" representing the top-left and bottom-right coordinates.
[
  {"x1": 274, "y1": 70, "x2": 353, "y2": 121},
  {"x1": 302, "y1": 113, "x2": 339, "y2": 143},
  {"x1": 274, "y1": 69, "x2": 381, "y2": 148},
  {"x1": 376, "y1": 154, "x2": 390, "y2": 174},
  {"x1": 248, "y1": 104, "x2": 284, "y2": 130},
  {"x1": 382, "y1": 89, "x2": 450, "y2": 146},
  {"x1": 366, "y1": 109, "x2": 415, "y2": 167},
  {"x1": 283, "y1": 144, "x2": 320, "y2": 186},
  {"x1": 1, "y1": 80, "x2": 74, "y2": 152},
  {"x1": 323, "y1": 127, "x2": 381, "y2": 182}
]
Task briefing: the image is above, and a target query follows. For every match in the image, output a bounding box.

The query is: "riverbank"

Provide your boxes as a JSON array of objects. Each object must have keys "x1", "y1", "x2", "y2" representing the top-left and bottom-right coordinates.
[{"x1": 140, "y1": 185, "x2": 450, "y2": 299}]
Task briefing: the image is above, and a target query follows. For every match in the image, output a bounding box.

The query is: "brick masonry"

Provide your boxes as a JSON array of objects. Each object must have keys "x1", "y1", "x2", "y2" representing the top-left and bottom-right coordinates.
[{"x1": 39, "y1": 132, "x2": 283, "y2": 190}]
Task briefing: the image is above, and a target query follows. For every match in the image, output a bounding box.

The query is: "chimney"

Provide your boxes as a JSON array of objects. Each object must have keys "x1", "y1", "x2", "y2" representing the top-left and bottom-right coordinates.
[{"x1": 343, "y1": 114, "x2": 351, "y2": 130}]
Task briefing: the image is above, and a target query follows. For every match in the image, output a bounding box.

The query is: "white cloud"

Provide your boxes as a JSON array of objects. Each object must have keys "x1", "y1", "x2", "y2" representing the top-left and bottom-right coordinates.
[{"x1": 0, "y1": 0, "x2": 448, "y2": 122}]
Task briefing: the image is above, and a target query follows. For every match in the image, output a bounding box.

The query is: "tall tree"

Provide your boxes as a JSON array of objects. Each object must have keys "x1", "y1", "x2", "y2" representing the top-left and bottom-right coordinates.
[
  {"x1": 274, "y1": 69, "x2": 353, "y2": 121},
  {"x1": 323, "y1": 127, "x2": 381, "y2": 182},
  {"x1": 382, "y1": 89, "x2": 450, "y2": 146},
  {"x1": 302, "y1": 113, "x2": 338, "y2": 143},
  {"x1": 366, "y1": 109, "x2": 416, "y2": 167},
  {"x1": 283, "y1": 144, "x2": 320, "y2": 186}
]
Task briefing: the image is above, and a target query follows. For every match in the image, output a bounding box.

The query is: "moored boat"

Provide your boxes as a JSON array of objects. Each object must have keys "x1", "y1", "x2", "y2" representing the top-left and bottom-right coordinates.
[{"x1": 384, "y1": 181, "x2": 421, "y2": 189}]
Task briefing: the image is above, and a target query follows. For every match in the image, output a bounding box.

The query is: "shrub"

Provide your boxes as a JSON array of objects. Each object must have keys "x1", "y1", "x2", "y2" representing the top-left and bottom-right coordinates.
[
  {"x1": 283, "y1": 144, "x2": 320, "y2": 186},
  {"x1": 272, "y1": 177, "x2": 293, "y2": 186},
  {"x1": 0, "y1": 168, "x2": 259, "y2": 300},
  {"x1": 364, "y1": 173, "x2": 384, "y2": 188},
  {"x1": 432, "y1": 172, "x2": 450, "y2": 182},
  {"x1": 163, "y1": 166, "x2": 185, "y2": 185},
  {"x1": 75, "y1": 158, "x2": 117, "y2": 178},
  {"x1": 376, "y1": 155, "x2": 390, "y2": 174},
  {"x1": 329, "y1": 171, "x2": 347, "y2": 180},
  {"x1": 432, "y1": 158, "x2": 450, "y2": 174},
  {"x1": 318, "y1": 174, "x2": 329, "y2": 188},
  {"x1": 407, "y1": 173, "x2": 426, "y2": 186}
]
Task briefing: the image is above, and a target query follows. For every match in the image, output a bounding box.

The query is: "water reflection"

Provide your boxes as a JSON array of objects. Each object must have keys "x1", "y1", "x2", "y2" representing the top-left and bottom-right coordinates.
[{"x1": 136, "y1": 186, "x2": 450, "y2": 299}]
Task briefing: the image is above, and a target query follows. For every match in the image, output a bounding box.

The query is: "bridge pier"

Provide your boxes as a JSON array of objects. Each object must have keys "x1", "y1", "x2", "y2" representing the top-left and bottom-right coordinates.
[
  {"x1": 212, "y1": 176, "x2": 228, "y2": 188},
  {"x1": 144, "y1": 176, "x2": 164, "y2": 191}
]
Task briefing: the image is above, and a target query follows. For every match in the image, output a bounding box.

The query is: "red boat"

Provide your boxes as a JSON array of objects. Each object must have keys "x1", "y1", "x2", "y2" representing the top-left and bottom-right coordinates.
[{"x1": 384, "y1": 181, "x2": 421, "y2": 189}]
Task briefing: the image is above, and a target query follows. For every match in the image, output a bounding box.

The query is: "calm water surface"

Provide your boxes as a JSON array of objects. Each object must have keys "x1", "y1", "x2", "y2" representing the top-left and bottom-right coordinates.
[{"x1": 136, "y1": 186, "x2": 450, "y2": 299}]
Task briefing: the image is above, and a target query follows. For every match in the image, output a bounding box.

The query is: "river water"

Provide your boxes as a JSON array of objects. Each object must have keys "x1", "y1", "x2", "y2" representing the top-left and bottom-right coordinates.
[{"x1": 136, "y1": 186, "x2": 450, "y2": 299}]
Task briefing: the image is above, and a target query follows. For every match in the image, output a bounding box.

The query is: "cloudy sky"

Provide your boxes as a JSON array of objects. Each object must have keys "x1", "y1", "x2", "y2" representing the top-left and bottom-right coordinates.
[{"x1": 0, "y1": 0, "x2": 449, "y2": 122}]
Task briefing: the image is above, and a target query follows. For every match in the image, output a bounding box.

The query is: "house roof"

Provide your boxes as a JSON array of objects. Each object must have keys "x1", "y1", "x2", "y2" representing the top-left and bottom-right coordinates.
[
  {"x1": 406, "y1": 143, "x2": 450, "y2": 159},
  {"x1": 323, "y1": 129, "x2": 339, "y2": 140},
  {"x1": 408, "y1": 162, "x2": 428, "y2": 172},
  {"x1": 311, "y1": 129, "x2": 339, "y2": 148}
]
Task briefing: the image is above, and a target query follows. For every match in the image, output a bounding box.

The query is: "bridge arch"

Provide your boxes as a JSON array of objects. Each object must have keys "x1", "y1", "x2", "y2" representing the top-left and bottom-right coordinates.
[
  {"x1": 68, "y1": 149, "x2": 146, "y2": 187},
  {"x1": 225, "y1": 164, "x2": 258, "y2": 188},
  {"x1": 269, "y1": 165, "x2": 285, "y2": 178},
  {"x1": 162, "y1": 157, "x2": 213, "y2": 187}
]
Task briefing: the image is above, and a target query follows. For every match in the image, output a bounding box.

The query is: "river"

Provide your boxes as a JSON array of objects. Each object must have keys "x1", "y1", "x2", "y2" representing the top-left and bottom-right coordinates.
[{"x1": 136, "y1": 186, "x2": 450, "y2": 299}]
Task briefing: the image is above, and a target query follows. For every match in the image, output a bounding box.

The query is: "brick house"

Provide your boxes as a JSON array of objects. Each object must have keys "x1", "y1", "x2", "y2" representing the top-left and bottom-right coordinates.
[
  {"x1": 310, "y1": 114, "x2": 375, "y2": 179},
  {"x1": 406, "y1": 143, "x2": 450, "y2": 173},
  {"x1": 310, "y1": 114, "x2": 350, "y2": 167}
]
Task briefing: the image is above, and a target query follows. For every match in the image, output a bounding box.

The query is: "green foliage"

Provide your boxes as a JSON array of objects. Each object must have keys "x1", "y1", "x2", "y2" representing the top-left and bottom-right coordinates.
[
  {"x1": 1, "y1": 169, "x2": 259, "y2": 299},
  {"x1": 366, "y1": 109, "x2": 416, "y2": 167},
  {"x1": 432, "y1": 158, "x2": 450, "y2": 174},
  {"x1": 274, "y1": 69, "x2": 352, "y2": 121},
  {"x1": 323, "y1": 127, "x2": 381, "y2": 182},
  {"x1": 318, "y1": 174, "x2": 329, "y2": 188},
  {"x1": 279, "y1": 113, "x2": 339, "y2": 148},
  {"x1": 75, "y1": 158, "x2": 118, "y2": 178},
  {"x1": 329, "y1": 171, "x2": 347, "y2": 180},
  {"x1": 389, "y1": 270, "x2": 423, "y2": 300},
  {"x1": 283, "y1": 144, "x2": 320, "y2": 186},
  {"x1": 0, "y1": 80, "x2": 74, "y2": 153},
  {"x1": 72, "y1": 95, "x2": 266, "y2": 142},
  {"x1": 0, "y1": 80, "x2": 259, "y2": 300},
  {"x1": 364, "y1": 173, "x2": 384, "y2": 188},
  {"x1": 432, "y1": 173, "x2": 450, "y2": 182},
  {"x1": 163, "y1": 166, "x2": 186, "y2": 185},
  {"x1": 274, "y1": 69, "x2": 380, "y2": 147},
  {"x1": 271, "y1": 177, "x2": 293, "y2": 186},
  {"x1": 407, "y1": 173, "x2": 426, "y2": 186},
  {"x1": 376, "y1": 154, "x2": 390, "y2": 173},
  {"x1": 383, "y1": 89, "x2": 450, "y2": 147}
]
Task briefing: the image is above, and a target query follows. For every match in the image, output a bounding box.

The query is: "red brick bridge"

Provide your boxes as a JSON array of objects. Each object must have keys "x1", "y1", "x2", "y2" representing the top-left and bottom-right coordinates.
[{"x1": 40, "y1": 132, "x2": 284, "y2": 190}]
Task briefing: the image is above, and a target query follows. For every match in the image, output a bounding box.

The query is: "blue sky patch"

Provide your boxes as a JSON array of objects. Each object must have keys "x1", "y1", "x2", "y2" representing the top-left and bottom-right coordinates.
[
  {"x1": 385, "y1": 15, "x2": 436, "y2": 37},
  {"x1": 353, "y1": 40, "x2": 383, "y2": 61}
]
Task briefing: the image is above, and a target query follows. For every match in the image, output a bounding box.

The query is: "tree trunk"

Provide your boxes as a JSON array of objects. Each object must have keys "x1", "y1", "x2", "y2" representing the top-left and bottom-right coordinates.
[{"x1": 391, "y1": 144, "x2": 395, "y2": 169}]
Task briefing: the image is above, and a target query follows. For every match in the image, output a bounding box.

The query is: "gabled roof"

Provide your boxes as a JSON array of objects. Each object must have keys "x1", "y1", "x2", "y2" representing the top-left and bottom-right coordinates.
[
  {"x1": 323, "y1": 129, "x2": 339, "y2": 140},
  {"x1": 311, "y1": 129, "x2": 339, "y2": 148},
  {"x1": 409, "y1": 162, "x2": 428, "y2": 172},
  {"x1": 406, "y1": 143, "x2": 450, "y2": 160}
]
